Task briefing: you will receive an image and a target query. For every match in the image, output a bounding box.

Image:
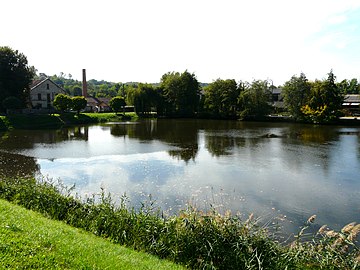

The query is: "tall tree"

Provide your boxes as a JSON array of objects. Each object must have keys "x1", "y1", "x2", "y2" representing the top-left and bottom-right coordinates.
[
  {"x1": 0, "y1": 46, "x2": 35, "y2": 111},
  {"x1": 282, "y1": 73, "x2": 311, "y2": 120},
  {"x1": 238, "y1": 80, "x2": 272, "y2": 119},
  {"x1": 337, "y1": 78, "x2": 359, "y2": 94},
  {"x1": 132, "y1": 84, "x2": 160, "y2": 115},
  {"x1": 204, "y1": 79, "x2": 239, "y2": 118},
  {"x1": 160, "y1": 70, "x2": 200, "y2": 117},
  {"x1": 302, "y1": 70, "x2": 344, "y2": 123}
]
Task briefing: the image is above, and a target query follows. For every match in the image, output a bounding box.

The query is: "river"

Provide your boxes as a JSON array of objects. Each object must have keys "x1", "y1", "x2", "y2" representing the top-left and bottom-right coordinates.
[{"x1": 0, "y1": 119, "x2": 359, "y2": 239}]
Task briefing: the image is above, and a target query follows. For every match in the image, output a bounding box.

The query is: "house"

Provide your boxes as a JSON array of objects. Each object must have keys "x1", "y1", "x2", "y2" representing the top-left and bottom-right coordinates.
[
  {"x1": 270, "y1": 88, "x2": 285, "y2": 109},
  {"x1": 84, "y1": 97, "x2": 111, "y2": 112},
  {"x1": 342, "y1": 94, "x2": 360, "y2": 115},
  {"x1": 30, "y1": 77, "x2": 65, "y2": 109}
]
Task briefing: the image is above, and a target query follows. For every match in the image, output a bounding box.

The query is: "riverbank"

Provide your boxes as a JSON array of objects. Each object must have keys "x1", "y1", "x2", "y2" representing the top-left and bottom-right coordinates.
[
  {"x1": 0, "y1": 112, "x2": 138, "y2": 131},
  {"x1": 0, "y1": 177, "x2": 358, "y2": 269},
  {"x1": 0, "y1": 198, "x2": 184, "y2": 269}
]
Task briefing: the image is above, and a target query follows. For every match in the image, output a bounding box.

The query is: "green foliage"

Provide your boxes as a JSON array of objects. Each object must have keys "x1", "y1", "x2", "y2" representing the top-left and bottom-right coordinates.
[
  {"x1": 160, "y1": 71, "x2": 200, "y2": 117},
  {"x1": 2, "y1": 96, "x2": 22, "y2": 110},
  {"x1": 204, "y1": 79, "x2": 240, "y2": 118},
  {"x1": 282, "y1": 73, "x2": 311, "y2": 120},
  {"x1": 303, "y1": 71, "x2": 344, "y2": 123},
  {"x1": 0, "y1": 46, "x2": 36, "y2": 111},
  {"x1": 337, "y1": 78, "x2": 360, "y2": 94},
  {"x1": 1, "y1": 177, "x2": 358, "y2": 269},
  {"x1": 109, "y1": 96, "x2": 126, "y2": 114},
  {"x1": 129, "y1": 84, "x2": 161, "y2": 115},
  {"x1": 71, "y1": 96, "x2": 87, "y2": 114},
  {"x1": 53, "y1": 94, "x2": 72, "y2": 112},
  {"x1": 238, "y1": 80, "x2": 272, "y2": 119}
]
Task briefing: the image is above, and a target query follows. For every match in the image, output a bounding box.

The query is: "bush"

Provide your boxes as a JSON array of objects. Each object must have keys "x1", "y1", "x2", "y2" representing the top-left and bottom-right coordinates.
[{"x1": 2, "y1": 96, "x2": 22, "y2": 110}]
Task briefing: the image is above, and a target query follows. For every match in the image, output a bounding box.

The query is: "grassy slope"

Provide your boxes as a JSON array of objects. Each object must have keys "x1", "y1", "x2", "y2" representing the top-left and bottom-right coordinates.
[
  {"x1": 0, "y1": 199, "x2": 184, "y2": 270},
  {"x1": 0, "y1": 112, "x2": 138, "y2": 130}
]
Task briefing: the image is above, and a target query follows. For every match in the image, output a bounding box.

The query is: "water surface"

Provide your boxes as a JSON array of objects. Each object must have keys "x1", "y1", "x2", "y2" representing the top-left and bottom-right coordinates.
[{"x1": 1, "y1": 119, "x2": 359, "y2": 238}]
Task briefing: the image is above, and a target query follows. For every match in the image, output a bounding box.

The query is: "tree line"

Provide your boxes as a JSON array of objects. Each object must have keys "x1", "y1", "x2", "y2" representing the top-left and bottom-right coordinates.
[{"x1": 1, "y1": 46, "x2": 359, "y2": 123}]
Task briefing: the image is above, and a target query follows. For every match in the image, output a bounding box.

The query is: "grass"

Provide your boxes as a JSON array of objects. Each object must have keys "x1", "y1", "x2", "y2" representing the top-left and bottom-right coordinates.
[
  {"x1": 0, "y1": 177, "x2": 359, "y2": 269},
  {"x1": 0, "y1": 112, "x2": 138, "y2": 130},
  {"x1": 0, "y1": 199, "x2": 184, "y2": 270}
]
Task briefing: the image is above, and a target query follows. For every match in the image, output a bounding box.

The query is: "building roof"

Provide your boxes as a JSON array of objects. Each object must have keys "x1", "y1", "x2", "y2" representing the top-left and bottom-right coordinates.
[
  {"x1": 30, "y1": 77, "x2": 66, "y2": 93},
  {"x1": 343, "y1": 95, "x2": 360, "y2": 106}
]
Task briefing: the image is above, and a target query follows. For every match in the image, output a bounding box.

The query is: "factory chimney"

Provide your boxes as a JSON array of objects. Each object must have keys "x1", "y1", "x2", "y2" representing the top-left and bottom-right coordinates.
[{"x1": 82, "y1": 69, "x2": 88, "y2": 97}]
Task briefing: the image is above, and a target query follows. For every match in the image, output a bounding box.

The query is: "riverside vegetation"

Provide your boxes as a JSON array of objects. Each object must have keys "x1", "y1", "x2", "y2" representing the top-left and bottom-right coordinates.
[
  {"x1": 0, "y1": 112, "x2": 138, "y2": 131},
  {"x1": 0, "y1": 177, "x2": 359, "y2": 269},
  {"x1": 0, "y1": 199, "x2": 184, "y2": 269}
]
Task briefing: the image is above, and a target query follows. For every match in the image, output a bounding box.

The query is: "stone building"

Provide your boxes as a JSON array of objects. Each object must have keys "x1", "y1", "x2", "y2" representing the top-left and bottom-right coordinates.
[{"x1": 30, "y1": 77, "x2": 65, "y2": 109}]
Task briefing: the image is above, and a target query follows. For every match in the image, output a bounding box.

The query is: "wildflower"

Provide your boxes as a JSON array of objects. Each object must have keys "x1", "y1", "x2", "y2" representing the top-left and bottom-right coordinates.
[
  {"x1": 307, "y1": 215, "x2": 316, "y2": 224},
  {"x1": 341, "y1": 222, "x2": 356, "y2": 234}
]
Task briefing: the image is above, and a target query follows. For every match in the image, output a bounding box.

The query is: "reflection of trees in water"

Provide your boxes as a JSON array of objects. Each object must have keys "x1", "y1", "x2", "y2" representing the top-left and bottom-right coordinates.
[
  {"x1": 110, "y1": 124, "x2": 129, "y2": 137},
  {"x1": 110, "y1": 120, "x2": 200, "y2": 162},
  {"x1": 293, "y1": 126, "x2": 339, "y2": 144},
  {"x1": 56, "y1": 126, "x2": 89, "y2": 141},
  {"x1": 0, "y1": 151, "x2": 39, "y2": 178},
  {"x1": 0, "y1": 127, "x2": 89, "y2": 151},
  {"x1": 206, "y1": 135, "x2": 244, "y2": 157},
  {"x1": 168, "y1": 146, "x2": 198, "y2": 163}
]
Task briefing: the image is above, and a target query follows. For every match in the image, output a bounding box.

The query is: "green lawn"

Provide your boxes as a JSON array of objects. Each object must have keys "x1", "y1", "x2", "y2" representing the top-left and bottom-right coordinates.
[{"x1": 0, "y1": 199, "x2": 184, "y2": 270}]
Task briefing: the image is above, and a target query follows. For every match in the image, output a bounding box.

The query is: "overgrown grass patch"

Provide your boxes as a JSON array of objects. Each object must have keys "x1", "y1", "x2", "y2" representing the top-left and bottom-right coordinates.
[
  {"x1": 0, "y1": 112, "x2": 138, "y2": 130},
  {"x1": 0, "y1": 199, "x2": 184, "y2": 269},
  {"x1": 5, "y1": 114, "x2": 64, "y2": 129},
  {"x1": 0, "y1": 177, "x2": 358, "y2": 269}
]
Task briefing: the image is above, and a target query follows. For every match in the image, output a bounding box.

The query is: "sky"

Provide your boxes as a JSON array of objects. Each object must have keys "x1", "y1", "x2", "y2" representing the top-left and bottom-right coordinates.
[{"x1": 1, "y1": 0, "x2": 360, "y2": 85}]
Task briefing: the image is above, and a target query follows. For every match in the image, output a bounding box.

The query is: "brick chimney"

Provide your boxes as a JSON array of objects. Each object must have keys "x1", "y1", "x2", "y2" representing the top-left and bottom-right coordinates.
[{"x1": 82, "y1": 69, "x2": 88, "y2": 97}]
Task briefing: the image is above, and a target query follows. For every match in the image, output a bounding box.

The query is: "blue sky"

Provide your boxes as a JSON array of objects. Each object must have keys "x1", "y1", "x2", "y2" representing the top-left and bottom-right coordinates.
[{"x1": 1, "y1": 0, "x2": 359, "y2": 85}]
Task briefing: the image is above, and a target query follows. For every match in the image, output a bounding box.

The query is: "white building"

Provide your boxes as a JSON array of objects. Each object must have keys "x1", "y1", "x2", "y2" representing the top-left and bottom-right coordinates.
[{"x1": 30, "y1": 77, "x2": 65, "y2": 109}]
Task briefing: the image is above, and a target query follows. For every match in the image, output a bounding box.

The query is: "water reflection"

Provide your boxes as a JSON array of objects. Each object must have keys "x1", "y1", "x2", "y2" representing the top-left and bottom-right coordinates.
[{"x1": 0, "y1": 120, "x2": 359, "y2": 237}]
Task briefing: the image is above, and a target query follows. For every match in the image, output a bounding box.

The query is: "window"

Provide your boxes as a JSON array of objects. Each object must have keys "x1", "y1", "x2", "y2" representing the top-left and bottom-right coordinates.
[
  {"x1": 38, "y1": 93, "x2": 41, "y2": 100},
  {"x1": 46, "y1": 83, "x2": 50, "y2": 90},
  {"x1": 47, "y1": 93, "x2": 51, "y2": 102}
]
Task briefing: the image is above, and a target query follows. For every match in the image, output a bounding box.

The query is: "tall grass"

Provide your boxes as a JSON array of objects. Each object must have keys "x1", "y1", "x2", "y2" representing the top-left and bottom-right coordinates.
[
  {"x1": 0, "y1": 177, "x2": 358, "y2": 269},
  {"x1": 0, "y1": 112, "x2": 138, "y2": 130}
]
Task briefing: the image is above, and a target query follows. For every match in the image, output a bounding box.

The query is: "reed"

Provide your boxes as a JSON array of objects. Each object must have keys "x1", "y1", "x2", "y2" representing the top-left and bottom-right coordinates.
[{"x1": 0, "y1": 176, "x2": 358, "y2": 269}]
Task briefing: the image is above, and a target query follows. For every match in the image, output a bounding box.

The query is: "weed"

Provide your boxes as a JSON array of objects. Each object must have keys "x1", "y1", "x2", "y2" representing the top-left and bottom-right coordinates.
[{"x1": 0, "y1": 177, "x2": 358, "y2": 269}]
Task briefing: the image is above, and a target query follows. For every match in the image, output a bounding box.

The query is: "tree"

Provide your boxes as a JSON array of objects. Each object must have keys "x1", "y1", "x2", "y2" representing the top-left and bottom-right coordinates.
[
  {"x1": 282, "y1": 73, "x2": 311, "y2": 120},
  {"x1": 0, "y1": 46, "x2": 36, "y2": 111},
  {"x1": 337, "y1": 78, "x2": 359, "y2": 94},
  {"x1": 72, "y1": 86, "x2": 83, "y2": 96},
  {"x1": 160, "y1": 70, "x2": 200, "y2": 117},
  {"x1": 204, "y1": 79, "x2": 239, "y2": 118},
  {"x1": 238, "y1": 80, "x2": 272, "y2": 119},
  {"x1": 131, "y1": 84, "x2": 161, "y2": 115},
  {"x1": 302, "y1": 70, "x2": 344, "y2": 123},
  {"x1": 109, "y1": 96, "x2": 126, "y2": 114},
  {"x1": 2, "y1": 96, "x2": 22, "y2": 111},
  {"x1": 53, "y1": 94, "x2": 72, "y2": 112},
  {"x1": 71, "y1": 96, "x2": 87, "y2": 114}
]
